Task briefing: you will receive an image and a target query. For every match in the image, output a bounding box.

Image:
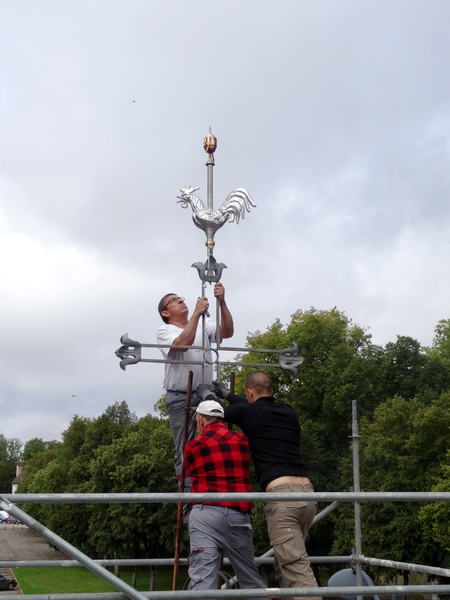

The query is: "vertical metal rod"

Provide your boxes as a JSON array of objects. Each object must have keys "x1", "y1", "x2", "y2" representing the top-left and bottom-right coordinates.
[
  {"x1": 352, "y1": 400, "x2": 363, "y2": 597},
  {"x1": 172, "y1": 371, "x2": 194, "y2": 591},
  {"x1": 206, "y1": 157, "x2": 214, "y2": 210},
  {"x1": 201, "y1": 280, "x2": 207, "y2": 383},
  {"x1": 215, "y1": 293, "x2": 221, "y2": 382},
  {"x1": 205, "y1": 131, "x2": 215, "y2": 377}
]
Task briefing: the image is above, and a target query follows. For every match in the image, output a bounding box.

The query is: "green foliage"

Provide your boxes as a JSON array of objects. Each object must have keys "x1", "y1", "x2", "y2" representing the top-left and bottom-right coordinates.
[
  {"x1": 222, "y1": 308, "x2": 387, "y2": 557},
  {"x1": 86, "y1": 415, "x2": 180, "y2": 559},
  {"x1": 333, "y1": 392, "x2": 450, "y2": 571},
  {"x1": 225, "y1": 308, "x2": 382, "y2": 492},
  {"x1": 222, "y1": 308, "x2": 450, "y2": 563},
  {"x1": 430, "y1": 319, "x2": 450, "y2": 360},
  {"x1": 419, "y1": 451, "x2": 450, "y2": 560},
  {"x1": 0, "y1": 434, "x2": 22, "y2": 493},
  {"x1": 383, "y1": 336, "x2": 450, "y2": 402},
  {"x1": 154, "y1": 393, "x2": 168, "y2": 418},
  {"x1": 15, "y1": 309, "x2": 450, "y2": 576},
  {"x1": 23, "y1": 447, "x2": 60, "y2": 478},
  {"x1": 23, "y1": 437, "x2": 46, "y2": 462},
  {"x1": 21, "y1": 402, "x2": 181, "y2": 559}
]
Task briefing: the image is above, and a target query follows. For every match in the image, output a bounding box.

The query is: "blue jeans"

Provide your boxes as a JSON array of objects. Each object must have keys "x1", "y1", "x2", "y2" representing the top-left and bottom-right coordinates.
[{"x1": 188, "y1": 504, "x2": 266, "y2": 597}]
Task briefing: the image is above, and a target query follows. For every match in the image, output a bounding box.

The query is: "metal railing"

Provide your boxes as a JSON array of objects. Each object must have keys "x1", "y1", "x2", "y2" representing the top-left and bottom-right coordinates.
[
  {"x1": 2, "y1": 400, "x2": 450, "y2": 600},
  {"x1": 2, "y1": 490, "x2": 450, "y2": 600}
]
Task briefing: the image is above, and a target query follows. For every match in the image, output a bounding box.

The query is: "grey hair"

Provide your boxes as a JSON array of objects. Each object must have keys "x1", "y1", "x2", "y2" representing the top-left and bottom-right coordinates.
[{"x1": 197, "y1": 415, "x2": 222, "y2": 424}]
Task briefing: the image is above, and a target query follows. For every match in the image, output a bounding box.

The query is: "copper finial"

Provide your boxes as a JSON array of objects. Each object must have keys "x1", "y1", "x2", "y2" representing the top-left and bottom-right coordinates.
[{"x1": 203, "y1": 127, "x2": 217, "y2": 154}]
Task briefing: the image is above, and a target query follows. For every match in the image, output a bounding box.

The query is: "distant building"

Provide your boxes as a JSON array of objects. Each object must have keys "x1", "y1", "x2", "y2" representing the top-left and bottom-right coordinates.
[{"x1": 11, "y1": 465, "x2": 25, "y2": 494}]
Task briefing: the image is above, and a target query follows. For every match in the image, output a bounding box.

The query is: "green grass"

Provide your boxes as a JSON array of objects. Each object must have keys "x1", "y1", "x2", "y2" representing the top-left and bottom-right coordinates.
[{"x1": 13, "y1": 565, "x2": 191, "y2": 594}]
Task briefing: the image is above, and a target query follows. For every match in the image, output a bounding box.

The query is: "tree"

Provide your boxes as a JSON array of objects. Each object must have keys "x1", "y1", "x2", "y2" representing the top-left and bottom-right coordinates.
[
  {"x1": 16, "y1": 311, "x2": 450, "y2": 583},
  {"x1": 86, "y1": 415, "x2": 180, "y2": 564},
  {"x1": 382, "y1": 336, "x2": 450, "y2": 402},
  {"x1": 223, "y1": 308, "x2": 388, "y2": 559},
  {"x1": 23, "y1": 437, "x2": 46, "y2": 462},
  {"x1": 21, "y1": 402, "x2": 183, "y2": 578},
  {"x1": 224, "y1": 310, "x2": 450, "y2": 564},
  {"x1": 21, "y1": 404, "x2": 138, "y2": 553},
  {"x1": 333, "y1": 393, "x2": 450, "y2": 573},
  {"x1": 22, "y1": 446, "x2": 61, "y2": 484},
  {"x1": 430, "y1": 319, "x2": 450, "y2": 361},
  {"x1": 418, "y1": 452, "x2": 450, "y2": 567},
  {"x1": 0, "y1": 435, "x2": 22, "y2": 493},
  {"x1": 226, "y1": 308, "x2": 384, "y2": 491}
]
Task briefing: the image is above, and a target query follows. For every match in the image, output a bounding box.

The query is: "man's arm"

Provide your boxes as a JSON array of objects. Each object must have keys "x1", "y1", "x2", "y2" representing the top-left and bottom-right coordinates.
[
  {"x1": 226, "y1": 391, "x2": 247, "y2": 405},
  {"x1": 213, "y1": 381, "x2": 247, "y2": 406},
  {"x1": 223, "y1": 401, "x2": 247, "y2": 427},
  {"x1": 170, "y1": 297, "x2": 209, "y2": 353},
  {"x1": 202, "y1": 383, "x2": 247, "y2": 426},
  {"x1": 214, "y1": 384, "x2": 248, "y2": 427},
  {"x1": 214, "y1": 282, "x2": 234, "y2": 340}
]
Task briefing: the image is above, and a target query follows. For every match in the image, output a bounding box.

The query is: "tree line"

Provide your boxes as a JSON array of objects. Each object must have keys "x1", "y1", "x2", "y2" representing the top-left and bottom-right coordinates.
[{"x1": 4, "y1": 308, "x2": 450, "y2": 582}]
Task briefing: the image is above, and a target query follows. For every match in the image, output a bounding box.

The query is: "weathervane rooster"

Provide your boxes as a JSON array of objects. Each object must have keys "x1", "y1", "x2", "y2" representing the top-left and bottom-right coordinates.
[
  {"x1": 176, "y1": 128, "x2": 256, "y2": 282},
  {"x1": 177, "y1": 185, "x2": 256, "y2": 247}
]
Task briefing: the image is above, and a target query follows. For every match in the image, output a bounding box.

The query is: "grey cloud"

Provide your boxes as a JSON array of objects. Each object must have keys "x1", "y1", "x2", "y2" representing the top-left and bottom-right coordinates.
[{"x1": 1, "y1": 1, "x2": 450, "y2": 442}]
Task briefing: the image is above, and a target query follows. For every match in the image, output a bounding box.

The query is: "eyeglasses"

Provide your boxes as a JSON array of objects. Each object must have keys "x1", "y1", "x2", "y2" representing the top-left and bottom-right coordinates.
[{"x1": 163, "y1": 296, "x2": 185, "y2": 311}]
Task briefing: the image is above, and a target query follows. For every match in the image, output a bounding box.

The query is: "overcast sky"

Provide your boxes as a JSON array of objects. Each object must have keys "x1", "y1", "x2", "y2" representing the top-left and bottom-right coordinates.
[{"x1": 1, "y1": 0, "x2": 450, "y2": 445}]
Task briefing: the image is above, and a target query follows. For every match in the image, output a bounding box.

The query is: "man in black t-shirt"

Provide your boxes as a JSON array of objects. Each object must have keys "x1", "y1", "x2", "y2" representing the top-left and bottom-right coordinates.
[{"x1": 198, "y1": 371, "x2": 321, "y2": 600}]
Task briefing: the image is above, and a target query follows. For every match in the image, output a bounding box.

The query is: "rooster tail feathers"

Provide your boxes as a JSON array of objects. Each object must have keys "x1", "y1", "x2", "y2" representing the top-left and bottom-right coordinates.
[{"x1": 220, "y1": 188, "x2": 256, "y2": 224}]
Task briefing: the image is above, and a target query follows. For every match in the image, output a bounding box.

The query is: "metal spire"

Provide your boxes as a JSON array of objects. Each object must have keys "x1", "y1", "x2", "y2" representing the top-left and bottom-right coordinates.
[
  {"x1": 116, "y1": 131, "x2": 304, "y2": 376},
  {"x1": 204, "y1": 126, "x2": 216, "y2": 212},
  {"x1": 176, "y1": 128, "x2": 256, "y2": 283}
]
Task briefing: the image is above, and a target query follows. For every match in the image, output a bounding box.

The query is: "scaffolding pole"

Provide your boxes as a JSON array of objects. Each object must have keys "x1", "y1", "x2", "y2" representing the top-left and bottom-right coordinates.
[{"x1": 4, "y1": 491, "x2": 450, "y2": 503}]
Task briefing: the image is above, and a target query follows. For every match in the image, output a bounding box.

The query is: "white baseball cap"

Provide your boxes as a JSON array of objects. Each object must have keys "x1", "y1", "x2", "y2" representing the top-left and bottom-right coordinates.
[{"x1": 196, "y1": 400, "x2": 224, "y2": 418}]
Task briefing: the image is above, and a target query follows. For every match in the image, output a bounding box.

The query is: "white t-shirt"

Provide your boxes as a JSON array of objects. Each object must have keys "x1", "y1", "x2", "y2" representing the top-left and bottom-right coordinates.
[{"x1": 157, "y1": 319, "x2": 217, "y2": 392}]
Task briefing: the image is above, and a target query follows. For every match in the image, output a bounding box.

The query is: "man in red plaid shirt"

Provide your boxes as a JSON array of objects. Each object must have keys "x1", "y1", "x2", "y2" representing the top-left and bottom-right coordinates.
[{"x1": 184, "y1": 400, "x2": 266, "y2": 596}]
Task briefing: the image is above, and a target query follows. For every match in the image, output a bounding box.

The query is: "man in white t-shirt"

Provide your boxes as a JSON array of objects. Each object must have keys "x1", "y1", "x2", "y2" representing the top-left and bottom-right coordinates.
[{"x1": 156, "y1": 282, "x2": 234, "y2": 499}]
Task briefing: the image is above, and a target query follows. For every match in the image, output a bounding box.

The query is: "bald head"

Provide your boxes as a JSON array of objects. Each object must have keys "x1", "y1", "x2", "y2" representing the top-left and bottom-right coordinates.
[{"x1": 245, "y1": 371, "x2": 273, "y2": 402}]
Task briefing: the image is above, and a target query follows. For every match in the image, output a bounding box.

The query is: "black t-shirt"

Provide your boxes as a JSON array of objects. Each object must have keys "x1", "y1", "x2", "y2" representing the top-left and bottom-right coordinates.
[{"x1": 224, "y1": 394, "x2": 308, "y2": 490}]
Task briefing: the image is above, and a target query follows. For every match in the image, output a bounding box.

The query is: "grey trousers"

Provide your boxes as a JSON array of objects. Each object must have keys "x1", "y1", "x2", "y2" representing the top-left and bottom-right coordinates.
[
  {"x1": 265, "y1": 483, "x2": 322, "y2": 600},
  {"x1": 166, "y1": 391, "x2": 200, "y2": 496},
  {"x1": 188, "y1": 504, "x2": 266, "y2": 598}
]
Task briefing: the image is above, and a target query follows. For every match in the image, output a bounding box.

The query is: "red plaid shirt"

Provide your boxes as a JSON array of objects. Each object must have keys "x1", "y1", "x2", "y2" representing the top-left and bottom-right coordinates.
[{"x1": 184, "y1": 421, "x2": 253, "y2": 513}]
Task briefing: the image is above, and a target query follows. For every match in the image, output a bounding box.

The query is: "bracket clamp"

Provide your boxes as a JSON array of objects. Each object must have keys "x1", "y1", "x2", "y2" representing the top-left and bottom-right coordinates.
[{"x1": 192, "y1": 256, "x2": 227, "y2": 283}]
